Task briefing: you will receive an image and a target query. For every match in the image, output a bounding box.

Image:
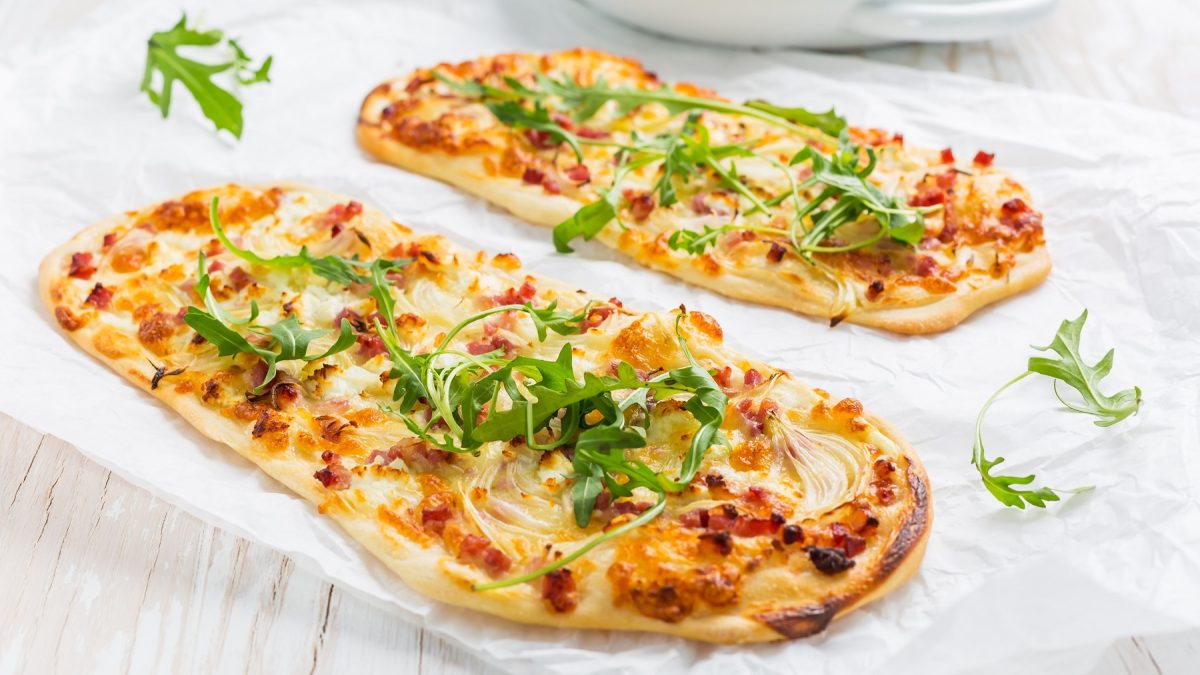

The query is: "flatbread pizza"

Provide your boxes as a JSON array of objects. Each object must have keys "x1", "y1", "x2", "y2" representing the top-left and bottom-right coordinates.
[
  {"x1": 357, "y1": 48, "x2": 1050, "y2": 334},
  {"x1": 40, "y1": 184, "x2": 930, "y2": 643}
]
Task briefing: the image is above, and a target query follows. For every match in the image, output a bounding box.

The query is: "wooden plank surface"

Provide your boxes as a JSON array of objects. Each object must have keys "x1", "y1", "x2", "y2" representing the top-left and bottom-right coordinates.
[{"x1": 2, "y1": 0, "x2": 1197, "y2": 673}]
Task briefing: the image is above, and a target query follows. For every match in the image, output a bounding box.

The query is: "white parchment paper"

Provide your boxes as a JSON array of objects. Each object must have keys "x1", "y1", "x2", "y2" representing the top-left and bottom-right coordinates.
[{"x1": 2, "y1": 1, "x2": 1198, "y2": 673}]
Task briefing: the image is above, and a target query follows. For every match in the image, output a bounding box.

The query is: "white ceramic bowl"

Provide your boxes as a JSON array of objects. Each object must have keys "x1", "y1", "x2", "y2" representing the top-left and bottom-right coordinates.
[{"x1": 580, "y1": 0, "x2": 1059, "y2": 49}]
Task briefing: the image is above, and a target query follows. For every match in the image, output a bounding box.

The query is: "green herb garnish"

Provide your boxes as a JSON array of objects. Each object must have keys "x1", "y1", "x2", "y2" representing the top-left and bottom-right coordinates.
[
  {"x1": 972, "y1": 310, "x2": 1142, "y2": 508},
  {"x1": 194, "y1": 196, "x2": 730, "y2": 588},
  {"x1": 437, "y1": 71, "x2": 931, "y2": 261},
  {"x1": 141, "y1": 13, "x2": 273, "y2": 139}
]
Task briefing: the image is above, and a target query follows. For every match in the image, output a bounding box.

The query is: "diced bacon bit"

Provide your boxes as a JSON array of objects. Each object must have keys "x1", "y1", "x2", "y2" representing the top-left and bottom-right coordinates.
[
  {"x1": 940, "y1": 148, "x2": 955, "y2": 164},
  {"x1": 690, "y1": 194, "x2": 713, "y2": 215},
  {"x1": 313, "y1": 450, "x2": 352, "y2": 490},
  {"x1": 208, "y1": 259, "x2": 225, "y2": 273},
  {"x1": 743, "y1": 369, "x2": 764, "y2": 388},
  {"x1": 781, "y1": 524, "x2": 804, "y2": 545},
  {"x1": 102, "y1": 232, "x2": 118, "y2": 249},
  {"x1": 582, "y1": 305, "x2": 615, "y2": 330},
  {"x1": 320, "y1": 201, "x2": 363, "y2": 234},
  {"x1": 467, "y1": 335, "x2": 512, "y2": 355},
  {"x1": 872, "y1": 458, "x2": 898, "y2": 504},
  {"x1": 333, "y1": 308, "x2": 367, "y2": 331},
  {"x1": 679, "y1": 508, "x2": 709, "y2": 528},
  {"x1": 700, "y1": 503, "x2": 783, "y2": 539},
  {"x1": 914, "y1": 255, "x2": 938, "y2": 277},
  {"x1": 565, "y1": 164, "x2": 590, "y2": 183},
  {"x1": 828, "y1": 522, "x2": 867, "y2": 558},
  {"x1": 909, "y1": 185, "x2": 945, "y2": 207},
  {"x1": 542, "y1": 178, "x2": 562, "y2": 195},
  {"x1": 550, "y1": 113, "x2": 575, "y2": 131},
  {"x1": 722, "y1": 230, "x2": 756, "y2": 248},
  {"x1": 457, "y1": 534, "x2": 512, "y2": 576},
  {"x1": 575, "y1": 126, "x2": 609, "y2": 139},
  {"x1": 892, "y1": 133, "x2": 904, "y2": 145},
  {"x1": 204, "y1": 238, "x2": 225, "y2": 256},
  {"x1": 712, "y1": 366, "x2": 733, "y2": 391},
  {"x1": 735, "y1": 398, "x2": 779, "y2": 436},
  {"x1": 593, "y1": 490, "x2": 612, "y2": 512},
  {"x1": 732, "y1": 513, "x2": 785, "y2": 538},
  {"x1": 378, "y1": 438, "x2": 450, "y2": 471},
  {"x1": 706, "y1": 504, "x2": 738, "y2": 532},
  {"x1": 493, "y1": 280, "x2": 537, "y2": 306},
  {"x1": 524, "y1": 129, "x2": 557, "y2": 149},
  {"x1": 541, "y1": 568, "x2": 579, "y2": 613},
  {"x1": 973, "y1": 151, "x2": 995, "y2": 166},
  {"x1": 68, "y1": 252, "x2": 96, "y2": 279},
  {"x1": 611, "y1": 500, "x2": 652, "y2": 516},
  {"x1": 419, "y1": 494, "x2": 455, "y2": 535},
  {"x1": 227, "y1": 266, "x2": 254, "y2": 291},
  {"x1": 766, "y1": 242, "x2": 787, "y2": 263},
  {"x1": 998, "y1": 198, "x2": 1043, "y2": 232},
  {"x1": 874, "y1": 458, "x2": 896, "y2": 478},
  {"x1": 365, "y1": 446, "x2": 401, "y2": 466},
  {"x1": 522, "y1": 167, "x2": 546, "y2": 185},
  {"x1": 356, "y1": 333, "x2": 388, "y2": 358},
  {"x1": 866, "y1": 279, "x2": 885, "y2": 302},
  {"x1": 622, "y1": 189, "x2": 656, "y2": 221},
  {"x1": 84, "y1": 283, "x2": 113, "y2": 309}
]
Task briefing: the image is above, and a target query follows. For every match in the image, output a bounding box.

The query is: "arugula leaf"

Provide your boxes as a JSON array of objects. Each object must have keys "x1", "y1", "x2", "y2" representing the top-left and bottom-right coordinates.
[
  {"x1": 1029, "y1": 310, "x2": 1142, "y2": 427},
  {"x1": 744, "y1": 100, "x2": 847, "y2": 139},
  {"x1": 140, "y1": 14, "x2": 272, "y2": 139},
  {"x1": 183, "y1": 307, "x2": 264, "y2": 358},
  {"x1": 971, "y1": 311, "x2": 1141, "y2": 508},
  {"x1": 186, "y1": 306, "x2": 355, "y2": 394},
  {"x1": 552, "y1": 193, "x2": 617, "y2": 253},
  {"x1": 486, "y1": 100, "x2": 584, "y2": 161}
]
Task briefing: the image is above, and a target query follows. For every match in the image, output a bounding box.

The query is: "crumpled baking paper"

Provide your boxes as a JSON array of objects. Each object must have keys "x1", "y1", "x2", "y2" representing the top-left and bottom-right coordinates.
[{"x1": 1, "y1": 1, "x2": 1198, "y2": 673}]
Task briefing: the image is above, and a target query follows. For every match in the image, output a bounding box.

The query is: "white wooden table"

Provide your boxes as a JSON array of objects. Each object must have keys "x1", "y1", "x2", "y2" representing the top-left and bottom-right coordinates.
[{"x1": 3, "y1": 0, "x2": 1198, "y2": 673}]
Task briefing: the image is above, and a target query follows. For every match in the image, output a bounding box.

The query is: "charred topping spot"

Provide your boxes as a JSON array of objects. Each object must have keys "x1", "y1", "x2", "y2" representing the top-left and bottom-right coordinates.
[
  {"x1": 781, "y1": 524, "x2": 804, "y2": 545},
  {"x1": 148, "y1": 360, "x2": 186, "y2": 390},
  {"x1": 699, "y1": 530, "x2": 733, "y2": 556},
  {"x1": 807, "y1": 546, "x2": 855, "y2": 574}
]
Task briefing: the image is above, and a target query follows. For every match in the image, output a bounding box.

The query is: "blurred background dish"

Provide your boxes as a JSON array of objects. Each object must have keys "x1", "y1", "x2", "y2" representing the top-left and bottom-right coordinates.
[{"x1": 578, "y1": 0, "x2": 1060, "y2": 49}]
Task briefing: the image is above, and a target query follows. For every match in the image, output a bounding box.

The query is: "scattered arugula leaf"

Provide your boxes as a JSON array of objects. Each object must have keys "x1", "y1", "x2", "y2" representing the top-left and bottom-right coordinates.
[
  {"x1": 141, "y1": 14, "x2": 272, "y2": 139},
  {"x1": 972, "y1": 311, "x2": 1142, "y2": 508},
  {"x1": 744, "y1": 100, "x2": 847, "y2": 139}
]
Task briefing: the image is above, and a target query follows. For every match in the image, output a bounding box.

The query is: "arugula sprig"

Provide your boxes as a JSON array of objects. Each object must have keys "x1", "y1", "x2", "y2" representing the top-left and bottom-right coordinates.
[
  {"x1": 184, "y1": 251, "x2": 355, "y2": 394},
  {"x1": 972, "y1": 311, "x2": 1142, "y2": 508},
  {"x1": 437, "y1": 71, "x2": 928, "y2": 261},
  {"x1": 141, "y1": 14, "x2": 273, "y2": 139},
  {"x1": 476, "y1": 312, "x2": 728, "y2": 591}
]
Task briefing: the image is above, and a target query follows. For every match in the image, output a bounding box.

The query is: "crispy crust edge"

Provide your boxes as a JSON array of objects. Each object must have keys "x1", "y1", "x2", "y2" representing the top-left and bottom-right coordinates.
[
  {"x1": 38, "y1": 183, "x2": 932, "y2": 644},
  {"x1": 357, "y1": 77, "x2": 1051, "y2": 336}
]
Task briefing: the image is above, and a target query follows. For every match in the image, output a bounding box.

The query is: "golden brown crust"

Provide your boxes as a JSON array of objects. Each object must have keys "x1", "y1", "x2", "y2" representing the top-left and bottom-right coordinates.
[
  {"x1": 356, "y1": 49, "x2": 1051, "y2": 335},
  {"x1": 40, "y1": 184, "x2": 931, "y2": 643}
]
